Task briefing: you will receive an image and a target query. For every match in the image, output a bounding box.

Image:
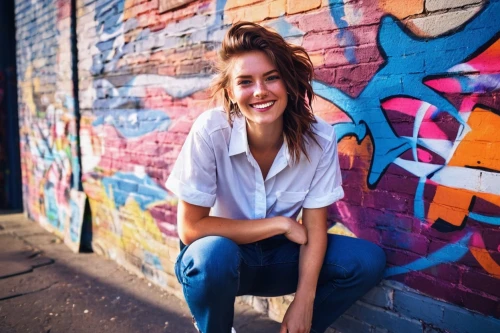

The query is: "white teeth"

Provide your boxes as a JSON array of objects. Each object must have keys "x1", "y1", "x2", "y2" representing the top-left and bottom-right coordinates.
[{"x1": 252, "y1": 101, "x2": 274, "y2": 109}]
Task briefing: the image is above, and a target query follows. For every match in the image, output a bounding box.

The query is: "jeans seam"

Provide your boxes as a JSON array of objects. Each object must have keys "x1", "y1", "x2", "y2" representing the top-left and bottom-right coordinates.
[
  {"x1": 175, "y1": 243, "x2": 191, "y2": 285},
  {"x1": 174, "y1": 258, "x2": 185, "y2": 285},
  {"x1": 183, "y1": 283, "x2": 202, "y2": 333},
  {"x1": 236, "y1": 251, "x2": 242, "y2": 292},
  {"x1": 324, "y1": 262, "x2": 348, "y2": 279}
]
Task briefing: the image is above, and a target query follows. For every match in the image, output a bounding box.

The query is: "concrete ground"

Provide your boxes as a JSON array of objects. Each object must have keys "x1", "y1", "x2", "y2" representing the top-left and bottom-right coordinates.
[{"x1": 0, "y1": 212, "x2": 281, "y2": 333}]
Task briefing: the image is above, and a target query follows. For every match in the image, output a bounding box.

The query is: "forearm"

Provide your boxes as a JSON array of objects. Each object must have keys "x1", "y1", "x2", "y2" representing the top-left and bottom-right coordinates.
[
  {"x1": 296, "y1": 229, "x2": 327, "y2": 299},
  {"x1": 178, "y1": 205, "x2": 288, "y2": 245},
  {"x1": 295, "y1": 208, "x2": 328, "y2": 300}
]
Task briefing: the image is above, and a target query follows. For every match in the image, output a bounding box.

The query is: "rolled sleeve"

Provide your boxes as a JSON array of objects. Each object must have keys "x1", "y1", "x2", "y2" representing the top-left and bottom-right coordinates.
[
  {"x1": 303, "y1": 130, "x2": 344, "y2": 209},
  {"x1": 165, "y1": 177, "x2": 216, "y2": 207},
  {"x1": 165, "y1": 120, "x2": 217, "y2": 207}
]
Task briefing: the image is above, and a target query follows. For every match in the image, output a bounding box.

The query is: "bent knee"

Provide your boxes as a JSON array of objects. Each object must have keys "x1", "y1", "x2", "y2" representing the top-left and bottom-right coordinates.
[
  {"x1": 356, "y1": 242, "x2": 386, "y2": 283},
  {"x1": 180, "y1": 236, "x2": 240, "y2": 282}
]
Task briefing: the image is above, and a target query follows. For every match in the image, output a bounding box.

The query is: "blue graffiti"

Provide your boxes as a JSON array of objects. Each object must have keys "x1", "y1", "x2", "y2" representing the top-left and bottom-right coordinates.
[
  {"x1": 70, "y1": 196, "x2": 82, "y2": 242},
  {"x1": 314, "y1": 0, "x2": 500, "y2": 187},
  {"x1": 329, "y1": 0, "x2": 357, "y2": 64},
  {"x1": 44, "y1": 182, "x2": 64, "y2": 232},
  {"x1": 102, "y1": 172, "x2": 173, "y2": 210},
  {"x1": 468, "y1": 212, "x2": 500, "y2": 226},
  {"x1": 143, "y1": 251, "x2": 163, "y2": 270},
  {"x1": 92, "y1": 0, "x2": 125, "y2": 75},
  {"x1": 92, "y1": 109, "x2": 171, "y2": 138},
  {"x1": 266, "y1": 17, "x2": 305, "y2": 39},
  {"x1": 414, "y1": 177, "x2": 427, "y2": 220},
  {"x1": 315, "y1": 1, "x2": 500, "y2": 277},
  {"x1": 384, "y1": 232, "x2": 472, "y2": 277}
]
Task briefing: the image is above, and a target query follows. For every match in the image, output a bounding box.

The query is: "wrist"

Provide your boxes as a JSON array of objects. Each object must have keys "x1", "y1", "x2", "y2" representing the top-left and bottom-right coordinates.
[
  {"x1": 278, "y1": 216, "x2": 291, "y2": 235},
  {"x1": 294, "y1": 289, "x2": 316, "y2": 303}
]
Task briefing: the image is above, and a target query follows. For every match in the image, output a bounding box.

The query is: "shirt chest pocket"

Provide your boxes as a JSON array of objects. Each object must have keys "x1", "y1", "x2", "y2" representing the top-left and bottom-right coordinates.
[{"x1": 273, "y1": 190, "x2": 308, "y2": 218}]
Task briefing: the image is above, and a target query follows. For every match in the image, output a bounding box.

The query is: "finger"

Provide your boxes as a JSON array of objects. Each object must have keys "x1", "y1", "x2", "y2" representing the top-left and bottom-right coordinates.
[{"x1": 279, "y1": 323, "x2": 288, "y2": 333}]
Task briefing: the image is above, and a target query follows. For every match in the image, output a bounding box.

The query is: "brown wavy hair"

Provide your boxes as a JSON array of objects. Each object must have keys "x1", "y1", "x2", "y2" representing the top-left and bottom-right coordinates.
[{"x1": 211, "y1": 21, "x2": 318, "y2": 164}]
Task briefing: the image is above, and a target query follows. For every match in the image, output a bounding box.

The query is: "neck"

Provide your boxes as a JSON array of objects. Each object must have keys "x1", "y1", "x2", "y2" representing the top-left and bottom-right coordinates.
[{"x1": 246, "y1": 118, "x2": 284, "y2": 152}]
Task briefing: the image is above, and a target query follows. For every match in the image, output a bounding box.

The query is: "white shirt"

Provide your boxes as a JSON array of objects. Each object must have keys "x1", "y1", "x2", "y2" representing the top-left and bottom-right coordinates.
[{"x1": 165, "y1": 108, "x2": 344, "y2": 220}]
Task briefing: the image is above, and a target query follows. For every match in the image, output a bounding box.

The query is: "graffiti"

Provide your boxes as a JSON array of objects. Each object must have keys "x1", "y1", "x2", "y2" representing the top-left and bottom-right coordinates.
[
  {"x1": 313, "y1": 2, "x2": 500, "y2": 186},
  {"x1": 306, "y1": 0, "x2": 500, "y2": 313},
  {"x1": 64, "y1": 189, "x2": 87, "y2": 253},
  {"x1": 159, "y1": 0, "x2": 196, "y2": 12},
  {"x1": 72, "y1": 0, "x2": 500, "y2": 319},
  {"x1": 13, "y1": 0, "x2": 500, "y2": 330},
  {"x1": 328, "y1": 0, "x2": 358, "y2": 64},
  {"x1": 79, "y1": 0, "x2": 198, "y2": 274},
  {"x1": 16, "y1": 0, "x2": 84, "y2": 238}
]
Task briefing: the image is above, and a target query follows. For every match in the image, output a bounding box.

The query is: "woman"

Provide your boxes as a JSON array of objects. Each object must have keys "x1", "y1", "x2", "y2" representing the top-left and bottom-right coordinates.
[{"x1": 165, "y1": 22, "x2": 386, "y2": 333}]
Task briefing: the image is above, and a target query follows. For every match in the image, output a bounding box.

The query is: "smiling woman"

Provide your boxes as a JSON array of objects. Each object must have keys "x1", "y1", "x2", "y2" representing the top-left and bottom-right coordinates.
[
  {"x1": 228, "y1": 51, "x2": 288, "y2": 127},
  {"x1": 212, "y1": 22, "x2": 318, "y2": 165},
  {"x1": 165, "y1": 22, "x2": 386, "y2": 333}
]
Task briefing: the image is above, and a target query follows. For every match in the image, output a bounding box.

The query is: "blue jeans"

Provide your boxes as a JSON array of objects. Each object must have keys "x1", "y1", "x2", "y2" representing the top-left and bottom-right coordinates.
[{"x1": 175, "y1": 234, "x2": 386, "y2": 333}]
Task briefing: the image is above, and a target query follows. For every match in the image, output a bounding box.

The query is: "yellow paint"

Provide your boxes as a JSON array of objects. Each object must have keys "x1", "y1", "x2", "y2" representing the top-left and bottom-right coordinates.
[
  {"x1": 225, "y1": 1, "x2": 270, "y2": 23},
  {"x1": 20, "y1": 66, "x2": 38, "y2": 115},
  {"x1": 269, "y1": 0, "x2": 286, "y2": 18},
  {"x1": 85, "y1": 179, "x2": 172, "y2": 268},
  {"x1": 328, "y1": 222, "x2": 357, "y2": 238},
  {"x1": 287, "y1": 0, "x2": 321, "y2": 14},
  {"x1": 225, "y1": 0, "x2": 264, "y2": 10}
]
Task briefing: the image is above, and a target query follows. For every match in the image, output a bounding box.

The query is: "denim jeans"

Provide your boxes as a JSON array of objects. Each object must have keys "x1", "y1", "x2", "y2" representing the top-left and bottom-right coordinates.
[{"x1": 175, "y1": 234, "x2": 386, "y2": 333}]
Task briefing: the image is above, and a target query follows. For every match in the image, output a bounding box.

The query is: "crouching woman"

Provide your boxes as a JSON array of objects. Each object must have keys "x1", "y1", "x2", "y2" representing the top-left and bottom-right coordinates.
[{"x1": 165, "y1": 21, "x2": 386, "y2": 333}]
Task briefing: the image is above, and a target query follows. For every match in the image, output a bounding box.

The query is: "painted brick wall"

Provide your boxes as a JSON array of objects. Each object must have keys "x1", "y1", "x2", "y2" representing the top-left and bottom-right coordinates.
[
  {"x1": 14, "y1": 0, "x2": 83, "y2": 237},
  {"x1": 17, "y1": 0, "x2": 500, "y2": 332}
]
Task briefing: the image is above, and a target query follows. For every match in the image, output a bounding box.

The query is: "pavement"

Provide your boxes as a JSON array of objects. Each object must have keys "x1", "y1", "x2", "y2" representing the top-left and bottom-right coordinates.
[{"x1": 0, "y1": 212, "x2": 282, "y2": 333}]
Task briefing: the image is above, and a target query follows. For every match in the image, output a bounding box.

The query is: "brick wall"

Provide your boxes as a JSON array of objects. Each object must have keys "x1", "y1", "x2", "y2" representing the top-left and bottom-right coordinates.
[
  {"x1": 15, "y1": 0, "x2": 83, "y2": 238},
  {"x1": 17, "y1": 0, "x2": 500, "y2": 331}
]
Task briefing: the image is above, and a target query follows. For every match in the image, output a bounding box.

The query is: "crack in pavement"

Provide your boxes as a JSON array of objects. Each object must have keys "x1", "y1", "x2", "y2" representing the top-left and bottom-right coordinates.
[{"x1": 0, "y1": 282, "x2": 59, "y2": 301}]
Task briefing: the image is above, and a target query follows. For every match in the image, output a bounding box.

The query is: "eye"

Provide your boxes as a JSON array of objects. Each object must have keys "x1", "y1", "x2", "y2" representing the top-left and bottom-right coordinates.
[
  {"x1": 266, "y1": 75, "x2": 281, "y2": 81},
  {"x1": 237, "y1": 79, "x2": 252, "y2": 85}
]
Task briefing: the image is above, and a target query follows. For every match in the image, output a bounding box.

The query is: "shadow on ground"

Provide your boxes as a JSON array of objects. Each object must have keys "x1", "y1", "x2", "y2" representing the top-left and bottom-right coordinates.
[{"x1": 0, "y1": 213, "x2": 281, "y2": 333}]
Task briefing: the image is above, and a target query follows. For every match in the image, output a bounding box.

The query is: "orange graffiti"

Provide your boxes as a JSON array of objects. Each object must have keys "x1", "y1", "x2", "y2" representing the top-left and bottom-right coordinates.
[
  {"x1": 470, "y1": 247, "x2": 500, "y2": 277},
  {"x1": 378, "y1": 0, "x2": 424, "y2": 20}
]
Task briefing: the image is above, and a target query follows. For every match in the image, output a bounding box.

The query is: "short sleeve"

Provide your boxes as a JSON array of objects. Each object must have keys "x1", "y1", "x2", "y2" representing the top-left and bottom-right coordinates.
[
  {"x1": 302, "y1": 130, "x2": 344, "y2": 209},
  {"x1": 165, "y1": 121, "x2": 217, "y2": 207}
]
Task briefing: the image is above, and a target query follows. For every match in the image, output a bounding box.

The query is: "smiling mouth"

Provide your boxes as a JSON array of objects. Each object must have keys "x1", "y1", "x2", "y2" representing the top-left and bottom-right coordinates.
[{"x1": 251, "y1": 101, "x2": 275, "y2": 109}]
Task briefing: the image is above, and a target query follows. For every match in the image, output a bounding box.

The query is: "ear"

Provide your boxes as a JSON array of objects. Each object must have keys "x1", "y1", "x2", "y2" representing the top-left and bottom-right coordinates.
[{"x1": 225, "y1": 88, "x2": 235, "y2": 104}]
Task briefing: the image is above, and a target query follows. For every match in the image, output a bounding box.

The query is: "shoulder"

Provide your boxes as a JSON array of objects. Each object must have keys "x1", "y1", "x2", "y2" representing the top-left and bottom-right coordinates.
[
  {"x1": 191, "y1": 107, "x2": 231, "y2": 136},
  {"x1": 310, "y1": 114, "x2": 337, "y2": 148}
]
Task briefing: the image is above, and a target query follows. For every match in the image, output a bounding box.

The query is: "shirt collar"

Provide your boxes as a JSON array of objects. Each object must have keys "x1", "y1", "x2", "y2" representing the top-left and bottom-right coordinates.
[
  {"x1": 228, "y1": 115, "x2": 293, "y2": 167},
  {"x1": 228, "y1": 115, "x2": 248, "y2": 157}
]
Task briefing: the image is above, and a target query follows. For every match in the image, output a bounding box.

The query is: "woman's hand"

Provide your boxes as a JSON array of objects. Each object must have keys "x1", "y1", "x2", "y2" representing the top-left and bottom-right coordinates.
[
  {"x1": 279, "y1": 295, "x2": 314, "y2": 333},
  {"x1": 281, "y1": 217, "x2": 308, "y2": 245}
]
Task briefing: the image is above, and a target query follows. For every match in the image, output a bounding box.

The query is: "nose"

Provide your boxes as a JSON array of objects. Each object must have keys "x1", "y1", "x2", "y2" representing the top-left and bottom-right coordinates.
[{"x1": 253, "y1": 81, "x2": 268, "y2": 99}]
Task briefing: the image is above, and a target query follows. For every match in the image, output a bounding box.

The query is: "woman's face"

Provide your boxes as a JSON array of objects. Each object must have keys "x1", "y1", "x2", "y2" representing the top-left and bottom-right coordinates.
[{"x1": 227, "y1": 50, "x2": 288, "y2": 129}]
